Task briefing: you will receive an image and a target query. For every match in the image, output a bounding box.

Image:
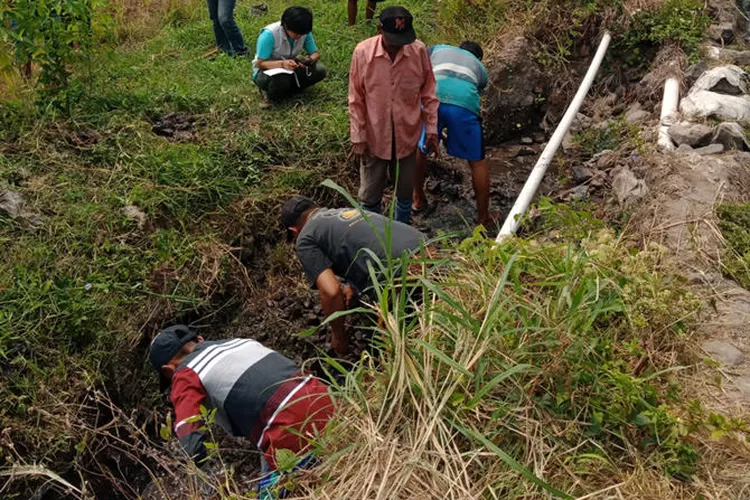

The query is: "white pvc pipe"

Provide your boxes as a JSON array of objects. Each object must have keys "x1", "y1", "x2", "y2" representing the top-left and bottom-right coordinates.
[
  {"x1": 657, "y1": 78, "x2": 679, "y2": 151},
  {"x1": 496, "y1": 31, "x2": 612, "y2": 242}
]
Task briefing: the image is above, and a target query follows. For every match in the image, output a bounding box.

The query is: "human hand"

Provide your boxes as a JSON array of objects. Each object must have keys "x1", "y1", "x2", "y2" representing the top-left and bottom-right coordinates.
[
  {"x1": 425, "y1": 133, "x2": 440, "y2": 157},
  {"x1": 342, "y1": 284, "x2": 356, "y2": 307},
  {"x1": 281, "y1": 59, "x2": 300, "y2": 70},
  {"x1": 350, "y1": 142, "x2": 367, "y2": 161}
]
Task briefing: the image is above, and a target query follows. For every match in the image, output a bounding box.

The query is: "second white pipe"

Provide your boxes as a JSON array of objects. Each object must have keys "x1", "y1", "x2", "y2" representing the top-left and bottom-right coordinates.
[
  {"x1": 658, "y1": 77, "x2": 680, "y2": 151},
  {"x1": 496, "y1": 31, "x2": 612, "y2": 242}
]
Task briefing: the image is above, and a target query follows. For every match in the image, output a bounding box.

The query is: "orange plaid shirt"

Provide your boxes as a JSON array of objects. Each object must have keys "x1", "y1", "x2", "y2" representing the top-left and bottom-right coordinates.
[{"x1": 348, "y1": 35, "x2": 439, "y2": 160}]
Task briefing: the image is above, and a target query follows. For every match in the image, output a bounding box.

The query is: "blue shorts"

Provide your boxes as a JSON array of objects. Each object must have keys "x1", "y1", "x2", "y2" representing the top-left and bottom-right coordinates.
[{"x1": 419, "y1": 103, "x2": 485, "y2": 161}]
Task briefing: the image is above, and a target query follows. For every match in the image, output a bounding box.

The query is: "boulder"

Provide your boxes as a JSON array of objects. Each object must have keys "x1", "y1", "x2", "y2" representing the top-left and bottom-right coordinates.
[
  {"x1": 667, "y1": 122, "x2": 714, "y2": 147},
  {"x1": 680, "y1": 90, "x2": 750, "y2": 125},
  {"x1": 676, "y1": 143, "x2": 694, "y2": 154},
  {"x1": 702, "y1": 340, "x2": 744, "y2": 366},
  {"x1": 690, "y1": 65, "x2": 748, "y2": 95},
  {"x1": 570, "y1": 185, "x2": 589, "y2": 201},
  {"x1": 611, "y1": 166, "x2": 648, "y2": 205},
  {"x1": 684, "y1": 62, "x2": 708, "y2": 87},
  {"x1": 711, "y1": 122, "x2": 750, "y2": 151}
]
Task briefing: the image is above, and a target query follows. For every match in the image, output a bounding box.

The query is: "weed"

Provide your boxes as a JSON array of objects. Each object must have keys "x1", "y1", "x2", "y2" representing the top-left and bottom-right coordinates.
[
  {"x1": 716, "y1": 203, "x2": 750, "y2": 289},
  {"x1": 619, "y1": 0, "x2": 710, "y2": 64}
]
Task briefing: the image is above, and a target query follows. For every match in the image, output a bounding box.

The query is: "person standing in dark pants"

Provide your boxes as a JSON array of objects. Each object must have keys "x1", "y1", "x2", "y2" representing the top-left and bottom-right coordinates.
[
  {"x1": 207, "y1": 0, "x2": 248, "y2": 56},
  {"x1": 252, "y1": 7, "x2": 326, "y2": 107}
]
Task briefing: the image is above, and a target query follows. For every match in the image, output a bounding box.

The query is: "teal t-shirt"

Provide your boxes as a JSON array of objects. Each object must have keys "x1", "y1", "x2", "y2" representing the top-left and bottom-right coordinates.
[{"x1": 253, "y1": 30, "x2": 318, "y2": 78}]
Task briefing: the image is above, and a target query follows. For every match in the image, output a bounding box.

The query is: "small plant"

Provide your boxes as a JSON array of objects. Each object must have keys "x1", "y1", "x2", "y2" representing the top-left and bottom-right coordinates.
[
  {"x1": 620, "y1": 0, "x2": 710, "y2": 63},
  {"x1": 0, "y1": 0, "x2": 112, "y2": 109}
]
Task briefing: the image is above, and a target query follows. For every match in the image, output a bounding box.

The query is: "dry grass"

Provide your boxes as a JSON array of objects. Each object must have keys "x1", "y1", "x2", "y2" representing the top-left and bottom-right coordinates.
[{"x1": 108, "y1": 0, "x2": 205, "y2": 43}]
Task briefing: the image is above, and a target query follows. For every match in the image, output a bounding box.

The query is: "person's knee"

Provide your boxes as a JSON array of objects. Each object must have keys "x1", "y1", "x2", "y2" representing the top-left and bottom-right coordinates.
[{"x1": 217, "y1": 11, "x2": 235, "y2": 28}]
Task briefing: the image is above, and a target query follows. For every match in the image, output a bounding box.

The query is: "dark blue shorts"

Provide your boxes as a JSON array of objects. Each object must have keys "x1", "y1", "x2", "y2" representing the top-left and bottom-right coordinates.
[{"x1": 419, "y1": 103, "x2": 485, "y2": 161}]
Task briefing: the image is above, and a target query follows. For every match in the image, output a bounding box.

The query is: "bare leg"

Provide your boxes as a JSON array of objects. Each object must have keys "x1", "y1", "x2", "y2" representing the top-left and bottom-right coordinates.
[
  {"x1": 366, "y1": 0, "x2": 376, "y2": 21},
  {"x1": 348, "y1": 0, "x2": 357, "y2": 25},
  {"x1": 413, "y1": 149, "x2": 428, "y2": 211},
  {"x1": 468, "y1": 159, "x2": 490, "y2": 225}
]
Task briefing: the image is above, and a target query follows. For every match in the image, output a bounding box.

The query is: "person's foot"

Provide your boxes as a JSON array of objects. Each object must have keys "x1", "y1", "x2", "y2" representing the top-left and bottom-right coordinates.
[{"x1": 259, "y1": 97, "x2": 273, "y2": 110}]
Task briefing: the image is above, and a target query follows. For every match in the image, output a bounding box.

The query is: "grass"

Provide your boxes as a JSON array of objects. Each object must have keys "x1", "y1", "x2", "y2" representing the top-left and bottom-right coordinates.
[
  {"x1": 0, "y1": 0, "x2": 729, "y2": 497},
  {"x1": 717, "y1": 203, "x2": 750, "y2": 290}
]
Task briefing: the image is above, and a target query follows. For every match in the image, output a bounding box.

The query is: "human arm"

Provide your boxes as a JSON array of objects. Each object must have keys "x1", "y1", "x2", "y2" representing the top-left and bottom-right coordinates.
[
  {"x1": 316, "y1": 269, "x2": 348, "y2": 354},
  {"x1": 348, "y1": 46, "x2": 368, "y2": 159},
  {"x1": 171, "y1": 369, "x2": 209, "y2": 464},
  {"x1": 419, "y1": 46, "x2": 440, "y2": 153},
  {"x1": 304, "y1": 33, "x2": 320, "y2": 63},
  {"x1": 477, "y1": 61, "x2": 489, "y2": 95},
  {"x1": 255, "y1": 30, "x2": 301, "y2": 71}
]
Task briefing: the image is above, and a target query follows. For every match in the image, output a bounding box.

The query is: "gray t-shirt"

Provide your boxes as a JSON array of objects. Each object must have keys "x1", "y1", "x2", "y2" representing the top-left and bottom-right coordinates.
[{"x1": 295, "y1": 208, "x2": 426, "y2": 293}]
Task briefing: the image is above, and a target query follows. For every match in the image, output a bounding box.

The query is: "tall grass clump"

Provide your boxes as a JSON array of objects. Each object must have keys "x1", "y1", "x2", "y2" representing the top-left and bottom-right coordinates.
[{"x1": 299, "y1": 225, "x2": 702, "y2": 498}]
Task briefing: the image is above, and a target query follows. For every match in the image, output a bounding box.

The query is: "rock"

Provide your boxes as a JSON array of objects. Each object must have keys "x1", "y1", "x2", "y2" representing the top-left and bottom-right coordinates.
[
  {"x1": 690, "y1": 65, "x2": 749, "y2": 95},
  {"x1": 594, "y1": 119, "x2": 612, "y2": 131},
  {"x1": 735, "y1": 376, "x2": 750, "y2": 395},
  {"x1": 562, "y1": 131, "x2": 576, "y2": 152},
  {"x1": 122, "y1": 205, "x2": 147, "y2": 229},
  {"x1": 667, "y1": 122, "x2": 714, "y2": 147},
  {"x1": 694, "y1": 143, "x2": 725, "y2": 155},
  {"x1": 572, "y1": 165, "x2": 594, "y2": 183},
  {"x1": 592, "y1": 150, "x2": 616, "y2": 170},
  {"x1": 0, "y1": 190, "x2": 26, "y2": 219},
  {"x1": 676, "y1": 143, "x2": 694, "y2": 153},
  {"x1": 702, "y1": 340, "x2": 744, "y2": 366},
  {"x1": 625, "y1": 109, "x2": 650, "y2": 124},
  {"x1": 705, "y1": 46, "x2": 750, "y2": 67},
  {"x1": 520, "y1": 136, "x2": 533, "y2": 145},
  {"x1": 611, "y1": 166, "x2": 648, "y2": 205},
  {"x1": 0, "y1": 189, "x2": 40, "y2": 225},
  {"x1": 680, "y1": 90, "x2": 750, "y2": 125},
  {"x1": 533, "y1": 133, "x2": 545, "y2": 143},
  {"x1": 711, "y1": 122, "x2": 750, "y2": 151},
  {"x1": 684, "y1": 62, "x2": 708, "y2": 87},
  {"x1": 570, "y1": 113, "x2": 592, "y2": 133},
  {"x1": 570, "y1": 185, "x2": 589, "y2": 201},
  {"x1": 707, "y1": 23, "x2": 735, "y2": 45}
]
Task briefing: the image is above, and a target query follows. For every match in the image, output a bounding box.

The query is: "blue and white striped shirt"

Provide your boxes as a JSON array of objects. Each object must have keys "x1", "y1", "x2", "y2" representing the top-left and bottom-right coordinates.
[{"x1": 429, "y1": 44, "x2": 489, "y2": 116}]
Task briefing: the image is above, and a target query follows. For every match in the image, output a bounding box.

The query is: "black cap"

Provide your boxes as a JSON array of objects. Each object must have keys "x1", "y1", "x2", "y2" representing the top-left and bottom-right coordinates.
[
  {"x1": 149, "y1": 324, "x2": 198, "y2": 391},
  {"x1": 379, "y1": 6, "x2": 416, "y2": 47},
  {"x1": 281, "y1": 195, "x2": 315, "y2": 241}
]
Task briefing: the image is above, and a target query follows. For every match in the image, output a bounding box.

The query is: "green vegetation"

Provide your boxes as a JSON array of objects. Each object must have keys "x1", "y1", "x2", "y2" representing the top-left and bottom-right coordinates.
[
  {"x1": 717, "y1": 203, "x2": 750, "y2": 289},
  {"x1": 0, "y1": 0, "x2": 742, "y2": 498},
  {"x1": 302, "y1": 224, "x2": 704, "y2": 497},
  {"x1": 619, "y1": 0, "x2": 710, "y2": 64}
]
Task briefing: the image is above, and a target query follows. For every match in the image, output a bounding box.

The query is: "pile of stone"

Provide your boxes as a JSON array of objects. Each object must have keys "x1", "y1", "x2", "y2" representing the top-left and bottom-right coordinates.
[{"x1": 667, "y1": 65, "x2": 750, "y2": 154}]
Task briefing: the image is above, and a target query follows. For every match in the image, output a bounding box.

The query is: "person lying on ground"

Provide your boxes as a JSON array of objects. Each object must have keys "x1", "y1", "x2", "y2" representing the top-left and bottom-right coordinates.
[
  {"x1": 412, "y1": 41, "x2": 492, "y2": 227},
  {"x1": 347, "y1": 0, "x2": 380, "y2": 26},
  {"x1": 149, "y1": 324, "x2": 333, "y2": 476},
  {"x1": 348, "y1": 6, "x2": 439, "y2": 225},
  {"x1": 281, "y1": 195, "x2": 427, "y2": 355},
  {"x1": 252, "y1": 6, "x2": 326, "y2": 108},
  {"x1": 207, "y1": 0, "x2": 248, "y2": 56}
]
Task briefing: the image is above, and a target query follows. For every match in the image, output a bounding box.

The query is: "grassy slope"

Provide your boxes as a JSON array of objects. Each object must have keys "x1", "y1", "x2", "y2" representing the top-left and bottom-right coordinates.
[
  {"x1": 3, "y1": 0, "x2": 748, "y2": 498},
  {"x1": 0, "y1": 0, "x2": 497, "y2": 480}
]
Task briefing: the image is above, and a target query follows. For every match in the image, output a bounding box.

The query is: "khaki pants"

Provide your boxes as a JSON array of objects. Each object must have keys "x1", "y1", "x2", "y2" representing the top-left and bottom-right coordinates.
[{"x1": 358, "y1": 149, "x2": 417, "y2": 212}]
